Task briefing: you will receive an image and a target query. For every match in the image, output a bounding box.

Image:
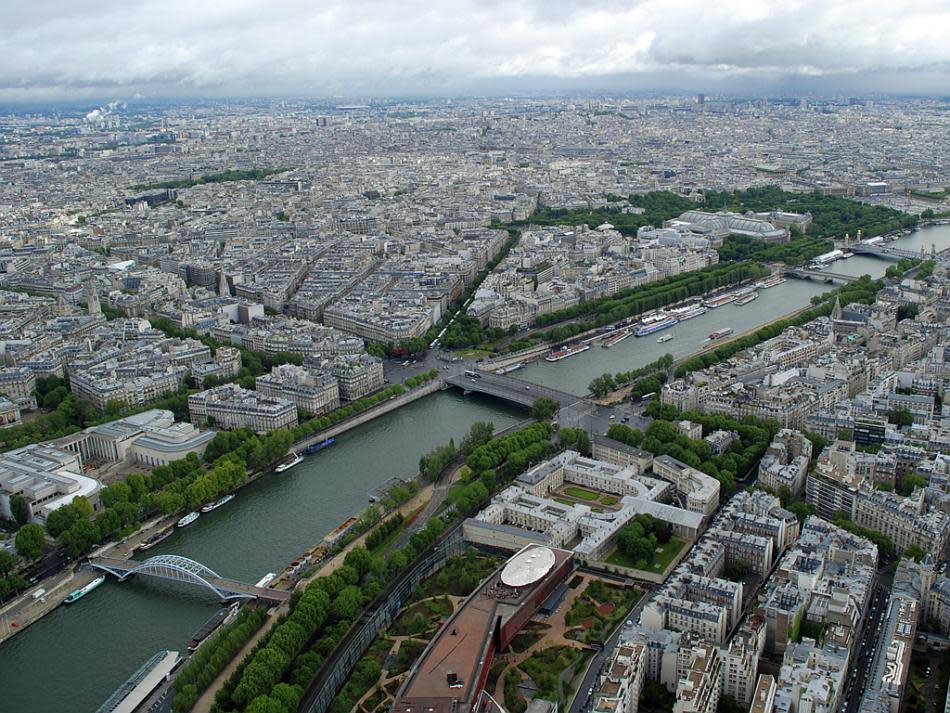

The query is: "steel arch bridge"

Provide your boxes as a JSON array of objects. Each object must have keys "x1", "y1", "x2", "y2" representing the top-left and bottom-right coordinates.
[{"x1": 90, "y1": 554, "x2": 273, "y2": 602}]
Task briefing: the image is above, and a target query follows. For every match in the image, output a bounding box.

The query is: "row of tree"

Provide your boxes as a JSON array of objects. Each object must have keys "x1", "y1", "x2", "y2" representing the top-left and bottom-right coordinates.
[
  {"x1": 717, "y1": 233, "x2": 833, "y2": 265},
  {"x1": 132, "y1": 167, "x2": 290, "y2": 191},
  {"x1": 217, "y1": 513, "x2": 449, "y2": 713},
  {"x1": 588, "y1": 354, "x2": 673, "y2": 398},
  {"x1": 609, "y1": 407, "x2": 778, "y2": 493},
  {"x1": 364, "y1": 513, "x2": 405, "y2": 551},
  {"x1": 535, "y1": 260, "x2": 769, "y2": 332},
  {"x1": 171, "y1": 607, "x2": 268, "y2": 713},
  {"x1": 418, "y1": 440, "x2": 459, "y2": 481},
  {"x1": 523, "y1": 191, "x2": 695, "y2": 237},
  {"x1": 287, "y1": 384, "x2": 405, "y2": 441},
  {"x1": 403, "y1": 368, "x2": 439, "y2": 389},
  {"x1": 464, "y1": 422, "x2": 553, "y2": 473},
  {"x1": 0, "y1": 549, "x2": 26, "y2": 599},
  {"x1": 418, "y1": 421, "x2": 496, "y2": 481}
]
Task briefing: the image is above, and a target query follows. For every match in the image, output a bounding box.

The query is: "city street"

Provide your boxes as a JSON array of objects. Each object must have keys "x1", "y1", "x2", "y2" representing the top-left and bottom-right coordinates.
[
  {"x1": 839, "y1": 573, "x2": 893, "y2": 713},
  {"x1": 568, "y1": 582, "x2": 655, "y2": 713}
]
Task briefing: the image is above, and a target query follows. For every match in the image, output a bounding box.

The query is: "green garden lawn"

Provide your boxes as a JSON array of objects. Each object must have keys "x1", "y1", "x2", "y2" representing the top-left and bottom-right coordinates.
[
  {"x1": 562, "y1": 486, "x2": 600, "y2": 501},
  {"x1": 606, "y1": 537, "x2": 686, "y2": 572}
]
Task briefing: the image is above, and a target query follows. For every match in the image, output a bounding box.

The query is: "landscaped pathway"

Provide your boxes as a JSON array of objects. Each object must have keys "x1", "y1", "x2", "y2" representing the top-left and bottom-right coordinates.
[{"x1": 487, "y1": 573, "x2": 598, "y2": 702}]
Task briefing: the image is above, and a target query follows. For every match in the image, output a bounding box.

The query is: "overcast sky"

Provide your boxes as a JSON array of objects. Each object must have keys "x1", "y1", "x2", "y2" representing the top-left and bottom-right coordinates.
[{"x1": 2, "y1": 0, "x2": 949, "y2": 102}]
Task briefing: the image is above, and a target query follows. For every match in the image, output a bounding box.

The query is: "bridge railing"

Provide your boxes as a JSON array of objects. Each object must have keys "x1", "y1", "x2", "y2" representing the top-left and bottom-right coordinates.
[{"x1": 89, "y1": 555, "x2": 281, "y2": 601}]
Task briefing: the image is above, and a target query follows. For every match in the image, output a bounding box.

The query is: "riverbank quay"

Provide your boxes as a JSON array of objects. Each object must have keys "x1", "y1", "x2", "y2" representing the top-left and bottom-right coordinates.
[
  {"x1": 190, "y1": 414, "x2": 538, "y2": 712},
  {"x1": 0, "y1": 509, "x2": 182, "y2": 644},
  {"x1": 189, "y1": 473, "x2": 443, "y2": 713},
  {"x1": 293, "y1": 379, "x2": 443, "y2": 452},
  {"x1": 0, "y1": 381, "x2": 449, "y2": 643}
]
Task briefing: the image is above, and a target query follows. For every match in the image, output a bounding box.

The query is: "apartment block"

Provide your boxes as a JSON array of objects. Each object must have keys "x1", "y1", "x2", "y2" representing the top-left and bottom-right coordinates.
[
  {"x1": 653, "y1": 454, "x2": 720, "y2": 516},
  {"x1": 188, "y1": 384, "x2": 298, "y2": 433},
  {"x1": 256, "y1": 363, "x2": 340, "y2": 417}
]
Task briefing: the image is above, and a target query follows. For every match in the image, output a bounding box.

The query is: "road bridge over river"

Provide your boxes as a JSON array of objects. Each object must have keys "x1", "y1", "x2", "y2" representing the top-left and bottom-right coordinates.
[
  {"x1": 785, "y1": 268, "x2": 859, "y2": 283},
  {"x1": 849, "y1": 241, "x2": 950, "y2": 266},
  {"x1": 444, "y1": 371, "x2": 598, "y2": 431}
]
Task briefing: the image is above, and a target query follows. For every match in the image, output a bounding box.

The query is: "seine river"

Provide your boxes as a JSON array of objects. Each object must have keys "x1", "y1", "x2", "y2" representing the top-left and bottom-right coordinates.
[{"x1": 2, "y1": 223, "x2": 948, "y2": 712}]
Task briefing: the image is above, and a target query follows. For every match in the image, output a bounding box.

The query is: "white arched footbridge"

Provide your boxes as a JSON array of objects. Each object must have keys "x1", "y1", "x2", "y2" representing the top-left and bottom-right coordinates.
[{"x1": 89, "y1": 554, "x2": 291, "y2": 603}]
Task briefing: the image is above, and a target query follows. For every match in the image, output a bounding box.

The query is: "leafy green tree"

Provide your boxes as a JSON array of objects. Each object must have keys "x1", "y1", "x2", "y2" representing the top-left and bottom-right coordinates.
[
  {"x1": 786, "y1": 502, "x2": 815, "y2": 525},
  {"x1": 10, "y1": 494, "x2": 30, "y2": 526},
  {"x1": 887, "y1": 408, "x2": 914, "y2": 427},
  {"x1": 589, "y1": 374, "x2": 616, "y2": 398},
  {"x1": 171, "y1": 684, "x2": 198, "y2": 713},
  {"x1": 60, "y1": 518, "x2": 100, "y2": 558},
  {"x1": 724, "y1": 559, "x2": 751, "y2": 582},
  {"x1": 331, "y1": 586, "x2": 364, "y2": 622},
  {"x1": 898, "y1": 473, "x2": 928, "y2": 496},
  {"x1": 778, "y1": 485, "x2": 793, "y2": 507},
  {"x1": 903, "y1": 544, "x2": 926, "y2": 562},
  {"x1": 531, "y1": 397, "x2": 560, "y2": 421},
  {"x1": 0, "y1": 549, "x2": 16, "y2": 575},
  {"x1": 15, "y1": 523, "x2": 46, "y2": 560}
]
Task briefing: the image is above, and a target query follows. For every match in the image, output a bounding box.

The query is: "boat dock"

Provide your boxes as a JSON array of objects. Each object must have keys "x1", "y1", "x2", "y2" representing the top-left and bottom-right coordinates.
[{"x1": 95, "y1": 650, "x2": 181, "y2": 713}]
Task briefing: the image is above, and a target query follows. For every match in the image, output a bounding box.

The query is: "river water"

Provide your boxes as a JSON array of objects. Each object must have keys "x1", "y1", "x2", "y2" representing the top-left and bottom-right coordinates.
[
  {"x1": 0, "y1": 392, "x2": 523, "y2": 713},
  {"x1": 3, "y1": 223, "x2": 949, "y2": 712}
]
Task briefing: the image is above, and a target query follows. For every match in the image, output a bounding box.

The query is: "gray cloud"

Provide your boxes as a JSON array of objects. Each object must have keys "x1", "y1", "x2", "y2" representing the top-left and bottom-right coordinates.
[{"x1": 1, "y1": 0, "x2": 948, "y2": 100}]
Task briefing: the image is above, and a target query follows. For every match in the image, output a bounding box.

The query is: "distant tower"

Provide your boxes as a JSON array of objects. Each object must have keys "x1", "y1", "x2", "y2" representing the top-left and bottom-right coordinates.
[
  {"x1": 697, "y1": 93, "x2": 705, "y2": 106},
  {"x1": 217, "y1": 271, "x2": 230, "y2": 297},
  {"x1": 56, "y1": 294, "x2": 69, "y2": 316},
  {"x1": 831, "y1": 296, "x2": 843, "y2": 322},
  {"x1": 86, "y1": 283, "x2": 101, "y2": 317}
]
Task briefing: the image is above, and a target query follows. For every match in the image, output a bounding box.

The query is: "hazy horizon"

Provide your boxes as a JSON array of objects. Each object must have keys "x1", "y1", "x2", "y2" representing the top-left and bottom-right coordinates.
[{"x1": 2, "y1": 0, "x2": 949, "y2": 103}]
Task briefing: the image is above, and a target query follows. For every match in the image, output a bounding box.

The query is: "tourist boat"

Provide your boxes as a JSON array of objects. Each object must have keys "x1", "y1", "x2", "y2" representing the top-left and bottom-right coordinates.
[
  {"x1": 177, "y1": 511, "x2": 200, "y2": 528},
  {"x1": 657, "y1": 334, "x2": 674, "y2": 344},
  {"x1": 755, "y1": 276, "x2": 787, "y2": 289},
  {"x1": 735, "y1": 292, "x2": 759, "y2": 306},
  {"x1": 188, "y1": 608, "x2": 231, "y2": 651},
  {"x1": 137, "y1": 527, "x2": 173, "y2": 552},
  {"x1": 635, "y1": 317, "x2": 678, "y2": 337},
  {"x1": 544, "y1": 343, "x2": 590, "y2": 362},
  {"x1": 255, "y1": 573, "x2": 277, "y2": 588},
  {"x1": 666, "y1": 303, "x2": 707, "y2": 320},
  {"x1": 64, "y1": 575, "x2": 105, "y2": 604},
  {"x1": 200, "y1": 493, "x2": 235, "y2": 514},
  {"x1": 841, "y1": 251, "x2": 854, "y2": 259},
  {"x1": 601, "y1": 330, "x2": 631, "y2": 348},
  {"x1": 639, "y1": 311, "x2": 668, "y2": 325},
  {"x1": 304, "y1": 438, "x2": 335, "y2": 455},
  {"x1": 706, "y1": 328, "x2": 734, "y2": 341},
  {"x1": 704, "y1": 291, "x2": 739, "y2": 308},
  {"x1": 498, "y1": 362, "x2": 524, "y2": 374},
  {"x1": 275, "y1": 452, "x2": 304, "y2": 473}
]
